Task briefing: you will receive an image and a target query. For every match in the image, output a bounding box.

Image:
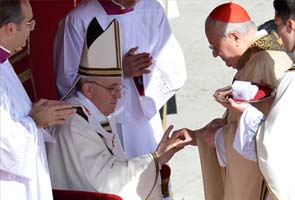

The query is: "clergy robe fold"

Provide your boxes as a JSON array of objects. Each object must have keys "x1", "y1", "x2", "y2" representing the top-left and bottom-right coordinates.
[
  {"x1": 0, "y1": 60, "x2": 53, "y2": 200},
  {"x1": 46, "y1": 94, "x2": 162, "y2": 200}
]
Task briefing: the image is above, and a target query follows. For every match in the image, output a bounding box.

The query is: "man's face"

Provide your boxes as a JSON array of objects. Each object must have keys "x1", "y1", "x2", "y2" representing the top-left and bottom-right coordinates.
[
  {"x1": 11, "y1": 0, "x2": 34, "y2": 50},
  {"x1": 205, "y1": 24, "x2": 242, "y2": 68},
  {"x1": 87, "y1": 77, "x2": 123, "y2": 116},
  {"x1": 274, "y1": 14, "x2": 295, "y2": 52}
]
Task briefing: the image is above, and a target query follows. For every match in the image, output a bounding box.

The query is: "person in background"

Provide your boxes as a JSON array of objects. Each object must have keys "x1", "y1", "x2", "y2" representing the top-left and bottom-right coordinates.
[
  {"x1": 54, "y1": 1, "x2": 186, "y2": 199},
  {"x1": 47, "y1": 18, "x2": 191, "y2": 200},
  {"x1": 0, "y1": 0, "x2": 76, "y2": 200},
  {"x1": 176, "y1": 2, "x2": 293, "y2": 200},
  {"x1": 222, "y1": 0, "x2": 295, "y2": 199}
]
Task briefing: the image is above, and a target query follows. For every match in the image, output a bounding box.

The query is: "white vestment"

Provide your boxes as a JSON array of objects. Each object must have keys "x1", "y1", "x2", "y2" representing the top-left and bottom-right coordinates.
[
  {"x1": 46, "y1": 92, "x2": 162, "y2": 200},
  {"x1": 54, "y1": 0, "x2": 186, "y2": 158},
  {"x1": 235, "y1": 63, "x2": 295, "y2": 200},
  {"x1": 0, "y1": 60, "x2": 53, "y2": 200}
]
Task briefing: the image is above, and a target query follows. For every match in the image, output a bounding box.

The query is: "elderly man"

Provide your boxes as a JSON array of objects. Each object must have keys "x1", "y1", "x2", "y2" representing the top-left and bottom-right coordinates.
[
  {"x1": 222, "y1": 0, "x2": 295, "y2": 199},
  {"x1": 47, "y1": 18, "x2": 189, "y2": 200},
  {"x1": 54, "y1": 0, "x2": 186, "y2": 163},
  {"x1": 178, "y1": 2, "x2": 294, "y2": 200},
  {"x1": 0, "y1": 0, "x2": 76, "y2": 200}
]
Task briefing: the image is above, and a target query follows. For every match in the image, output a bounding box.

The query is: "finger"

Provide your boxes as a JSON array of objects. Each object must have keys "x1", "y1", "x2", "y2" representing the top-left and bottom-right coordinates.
[
  {"x1": 127, "y1": 46, "x2": 138, "y2": 56},
  {"x1": 46, "y1": 104, "x2": 76, "y2": 111},
  {"x1": 36, "y1": 99, "x2": 48, "y2": 106},
  {"x1": 55, "y1": 108, "x2": 76, "y2": 118},
  {"x1": 162, "y1": 125, "x2": 174, "y2": 142},
  {"x1": 132, "y1": 52, "x2": 151, "y2": 61}
]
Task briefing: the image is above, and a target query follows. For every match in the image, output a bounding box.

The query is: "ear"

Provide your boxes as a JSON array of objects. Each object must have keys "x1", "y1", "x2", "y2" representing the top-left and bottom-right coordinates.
[
  {"x1": 287, "y1": 18, "x2": 295, "y2": 32},
  {"x1": 4, "y1": 22, "x2": 18, "y2": 37},
  {"x1": 228, "y1": 32, "x2": 241, "y2": 45},
  {"x1": 81, "y1": 82, "x2": 93, "y2": 99}
]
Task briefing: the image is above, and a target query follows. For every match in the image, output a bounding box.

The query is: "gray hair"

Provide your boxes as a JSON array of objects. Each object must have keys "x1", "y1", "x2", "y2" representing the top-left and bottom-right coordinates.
[
  {"x1": 0, "y1": 0, "x2": 24, "y2": 28},
  {"x1": 206, "y1": 17, "x2": 256, "y2": 38},
  {"x1": 76, "y1": 76, "x2": 98, "y2": 92}
]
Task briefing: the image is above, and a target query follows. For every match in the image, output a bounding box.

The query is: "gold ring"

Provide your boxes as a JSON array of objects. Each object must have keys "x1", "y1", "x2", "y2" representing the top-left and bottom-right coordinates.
[{"x1": 172, "y1": 142, "x2": 177, "y2": 148}]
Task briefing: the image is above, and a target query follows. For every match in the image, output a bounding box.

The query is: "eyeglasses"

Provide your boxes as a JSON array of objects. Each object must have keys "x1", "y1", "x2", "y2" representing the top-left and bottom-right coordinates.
[
  {"x1": 87, "y1": 81, "x2": 126, "y2": 95},
  {"x1": 26, "y1": 19, "x2": 36, "y2": 31}
]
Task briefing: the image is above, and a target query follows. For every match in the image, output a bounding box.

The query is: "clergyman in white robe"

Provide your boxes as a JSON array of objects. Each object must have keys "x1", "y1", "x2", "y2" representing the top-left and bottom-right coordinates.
[{"x1": 0, "y1": 47, "x2": 53, "y2": 200}]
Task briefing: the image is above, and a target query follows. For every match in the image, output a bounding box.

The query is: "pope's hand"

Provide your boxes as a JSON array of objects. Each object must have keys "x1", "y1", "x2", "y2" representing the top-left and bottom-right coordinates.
[{"x1": 156, "y1": 125, "x2": 191, "y2": 165}]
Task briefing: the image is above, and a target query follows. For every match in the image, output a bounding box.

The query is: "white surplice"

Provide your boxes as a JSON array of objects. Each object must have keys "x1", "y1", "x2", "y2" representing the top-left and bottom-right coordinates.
[
  {"x1": 54, "y1": 0, "x2": 186, "y2": 158},
  {"x1": 46, "y1": 92, "x2": 162, "y2": 200},
  {"x1": 0, "y1": 60, "x2": 53, "y2": 200}
]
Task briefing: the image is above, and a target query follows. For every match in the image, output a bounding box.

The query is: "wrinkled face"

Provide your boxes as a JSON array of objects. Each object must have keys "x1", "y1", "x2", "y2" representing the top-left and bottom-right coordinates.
[
  {"x1": 205, "y1": 24, "x2": 242, "y2": 68},
  {"x1": 86, "y1": 77, "x2": 123, "y2": 116},
  {"x1": 12, "y1": 0, "x2": 34, "y2": 50},
  {"x1": 274, "y1": 14, "x2": 295, "y2": 52},
  {"x1": 113, "y1": 0, "x2": 139, "y2": 8}
]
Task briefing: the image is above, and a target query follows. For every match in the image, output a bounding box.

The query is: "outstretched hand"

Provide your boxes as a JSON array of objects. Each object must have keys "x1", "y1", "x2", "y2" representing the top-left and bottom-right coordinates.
[
  {"x1": 122, "y1": 47, "x2": 152, "y2": 78},
  {"x1": 156, "y1": 125, "x2": 193, "y2": 165},
  {"x1": 29, "y1": 99, "x2": 76, "y2": 128}
]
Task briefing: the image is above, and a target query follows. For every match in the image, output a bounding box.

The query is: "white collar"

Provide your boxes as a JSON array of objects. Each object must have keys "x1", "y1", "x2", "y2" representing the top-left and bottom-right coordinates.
[
  {"x1": 111, "y1": 0, "x2": 126, "y2": 10},
  {"x1": 0, "y1": 45, "x2": 11, "y2": 53},
  {"x1": 77, "y1": 91, "x2": 107, "y2": 123}
]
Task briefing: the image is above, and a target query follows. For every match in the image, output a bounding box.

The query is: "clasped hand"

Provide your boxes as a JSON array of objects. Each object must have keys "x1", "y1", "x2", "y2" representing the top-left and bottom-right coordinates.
[{"x1": 123, "y1": 47, "x2": 152, "y2": 78}]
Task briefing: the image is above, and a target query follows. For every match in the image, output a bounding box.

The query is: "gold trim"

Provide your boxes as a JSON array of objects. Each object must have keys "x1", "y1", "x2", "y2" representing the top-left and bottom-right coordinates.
[
  {"x1": 79, "y1": 68, "x2": 122, "y2": 76},
  {"x1": 114, "y1": 20, "x2": 122, "y2": 70},
  {"x1": 146, "y1": 152, "x2": 160, "y2": 200},
  {"x1": 255, "y1": 135, "x2": 279, "y2": 200},
  {"x1": 18, "y1": 68, "x2": 32, "y2": 83},
  {"x1": 9, "y1": 48, "x2": 29, "y2": 64},
  {"x1": 162, "y1": 103, "x2": 167, "y2": 130}
]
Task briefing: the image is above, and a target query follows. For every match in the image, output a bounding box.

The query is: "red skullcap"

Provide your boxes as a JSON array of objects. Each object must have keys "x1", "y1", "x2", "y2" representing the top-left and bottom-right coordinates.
[{"x1": 209, "y1": 2, "x2": 251, "y2": 23}]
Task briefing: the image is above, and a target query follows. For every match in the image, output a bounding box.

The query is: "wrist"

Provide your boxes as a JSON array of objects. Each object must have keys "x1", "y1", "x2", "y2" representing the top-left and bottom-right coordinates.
[{"x1": 152, "y1": 151, "x2": 161, "y2": 167}]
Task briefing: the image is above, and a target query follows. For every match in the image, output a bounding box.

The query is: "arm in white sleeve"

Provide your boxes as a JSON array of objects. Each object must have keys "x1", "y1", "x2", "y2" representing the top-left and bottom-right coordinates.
[
  {"x1": 141, "y1": 9, "x2": 186, "y2": 118},
  {"x1": 0, "y1": 85, "x2": 38, "y2": 179},
  {"x1": 54, "y1": 16, "x2": 85, "y2": 97},
  {"x1": 215, "y1": 127, "x2": 227, "y2": 167},
  {"x1": 233, "y1": 105, "x2": 265, "y2": 161}
]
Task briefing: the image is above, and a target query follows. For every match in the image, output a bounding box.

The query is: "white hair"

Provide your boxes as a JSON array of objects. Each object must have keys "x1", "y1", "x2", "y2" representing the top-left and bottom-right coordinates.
[{"x1": 206, "y1": 17, "x2": 256, "y2": 37}]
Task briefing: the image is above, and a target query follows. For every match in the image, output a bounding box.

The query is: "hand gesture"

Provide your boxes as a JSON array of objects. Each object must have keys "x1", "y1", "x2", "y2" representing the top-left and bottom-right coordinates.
[
  {"x1": 29, "y1": 99, "x2": 76, "y2": 128},
  {"x1": 199, "y1": 118, "x2": 226, "y2": 148},
  {"x1": 123, "y1": 47, "x2": 152, "y2": 78},
  {"x1": 156, "y1": 125, "x2": 194, "y2": 165}
]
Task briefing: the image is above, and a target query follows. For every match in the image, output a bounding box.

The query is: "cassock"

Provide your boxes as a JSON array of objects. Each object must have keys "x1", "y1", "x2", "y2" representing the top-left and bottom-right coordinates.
[
  {"x1": 196, "y1": 32, "x2": 294, "y2": 200},
  {"x1": 0, "y1": 47, "x2": 53, "y2": 200},
  {"x1": 54, "y1": 0, "x2": 186, "y2": 158},
  {"x1": 46, "y1": 92, "x2": 162, "y2": 200}
]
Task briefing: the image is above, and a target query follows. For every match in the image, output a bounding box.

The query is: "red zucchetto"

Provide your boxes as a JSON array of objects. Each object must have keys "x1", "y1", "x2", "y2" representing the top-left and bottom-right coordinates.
[{"x1": 209, "y1": 2, "x2": 251, "y2": 23}]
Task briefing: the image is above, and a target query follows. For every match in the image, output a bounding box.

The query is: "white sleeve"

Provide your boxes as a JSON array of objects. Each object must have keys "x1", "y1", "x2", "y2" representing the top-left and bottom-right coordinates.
[
  {"x1": 233, "y1": 105, "x2": 265, "y2": 161},
  {"x1": 215, "y1": 128, "x2": 227, "y2": 167},
  {"x1": 141, "y1": 10, "x2": 186, "y2": 118},
  {"x1": 54, "y1": 16, "x2": 84, "y2": 97},
  {"x1": 0, "y1": 85, "x2": 38, "y2": 179}
]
